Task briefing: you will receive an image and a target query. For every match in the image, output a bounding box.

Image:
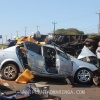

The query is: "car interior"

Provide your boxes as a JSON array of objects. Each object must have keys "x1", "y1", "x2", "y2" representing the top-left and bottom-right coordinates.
[
  {"x1": 17, "y1": 46, "x2": 30, "y2": 69},
  {"x1": 43, "y1": 46, "x2": 58, "y2": 74},
  {"x1": 17, "y1": 43, "x2": 58, "y2": 74}
]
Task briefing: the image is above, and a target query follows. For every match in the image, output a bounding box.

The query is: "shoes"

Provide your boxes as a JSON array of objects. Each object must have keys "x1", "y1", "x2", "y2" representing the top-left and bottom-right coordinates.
[{"x1": 93, "y1": 76, "x2": 100, "y2": 86}]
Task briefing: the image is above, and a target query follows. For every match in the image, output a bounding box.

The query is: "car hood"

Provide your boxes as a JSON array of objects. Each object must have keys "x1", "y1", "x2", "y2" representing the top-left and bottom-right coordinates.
[
  {"x1": 71, "y1": 57, "x2": 97, "y2": 71},
  {"x1": 3, "y1": 46, "x2": 17, "y2": 52},
  {"x1": 77, "y1": 45, "x2": 96, "y2": 59},
  {"x1": 67, "y1": 53, "x2": 98, "y2": 71}
]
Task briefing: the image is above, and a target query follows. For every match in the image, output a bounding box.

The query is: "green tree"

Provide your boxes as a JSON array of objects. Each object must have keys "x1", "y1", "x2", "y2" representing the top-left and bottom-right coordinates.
[
  {"x1": 55, "y1": 28, "x2": 84, "y2": 35},
  {"x1": 55, "y1": 28, "x2": 66, "y2": 34}
]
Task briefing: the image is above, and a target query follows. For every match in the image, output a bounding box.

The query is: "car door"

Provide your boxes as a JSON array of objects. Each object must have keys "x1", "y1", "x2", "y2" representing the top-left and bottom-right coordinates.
[
  {"x1": 56, "y1": 49, "x2": 73, "y2": 76},
  {"x1": 23, "y1": 41, "x2": 45, "y2": 73}
]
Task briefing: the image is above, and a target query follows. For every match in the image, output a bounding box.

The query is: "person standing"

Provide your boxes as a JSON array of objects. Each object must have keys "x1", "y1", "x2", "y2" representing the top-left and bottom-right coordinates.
[
  {"x1": 96, "y1": 41, "x2": 100, "y2": 71},
  {"x1": 7, "y1": 36, "x2": 18, "y2": 47},
  {"x1": 92, "y1": 41, "x2": 100, "y2": 86}
]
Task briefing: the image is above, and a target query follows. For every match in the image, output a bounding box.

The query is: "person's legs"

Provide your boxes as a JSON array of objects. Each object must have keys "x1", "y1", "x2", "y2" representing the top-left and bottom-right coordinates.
[
  {"x1": 93, "y1": 59, "x2": 100, "y2": 86},
  {"x1": 97, "y1": 59, "x2": 100, "y2": 67},
  {"x1": 98, "y1": 59, "x2": 100, "y2": 72}
]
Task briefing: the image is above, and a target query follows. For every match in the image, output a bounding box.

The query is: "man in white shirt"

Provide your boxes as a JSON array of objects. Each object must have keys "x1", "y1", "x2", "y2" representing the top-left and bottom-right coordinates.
[{"x1": 96, "y1": 41, "x2": 100, "y2": 71}]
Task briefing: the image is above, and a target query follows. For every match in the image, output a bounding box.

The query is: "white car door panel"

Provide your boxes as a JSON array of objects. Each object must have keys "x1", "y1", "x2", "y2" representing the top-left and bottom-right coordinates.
[{"x1": 24, "y1": 41, "x2": 44, "y2": 73}]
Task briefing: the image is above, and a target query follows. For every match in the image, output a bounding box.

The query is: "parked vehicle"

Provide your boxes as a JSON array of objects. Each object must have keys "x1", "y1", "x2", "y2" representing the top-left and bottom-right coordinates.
[{"x1": 0, "y1": 41, "x2": 73, "y2": 83}]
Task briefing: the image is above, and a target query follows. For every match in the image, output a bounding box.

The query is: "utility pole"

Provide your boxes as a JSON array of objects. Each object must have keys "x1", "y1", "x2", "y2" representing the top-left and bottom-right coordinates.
[
  {"x1": 25, "y1": 27, "x2": 27, "y2": 36},
  {"x1": 96, "y1": 12, "x2": 100, "y2": 35},
  {"x1": 11, "y1": 33, "x2": 12, "y2": 39},
  {"x1": 52, "y1": 21, "x2": 57, "y2": 34},
  {"x1": 36, "y1": 26, "x2": 39, "y2": 31},
  {"x1": 2, "y1": 37, "x2": 3, "y2": 44},
  {"x1": 6, "y1": 35, "x2": 7, "y2": 43},
  {"x1": 16, "y1": 31, "x2": 19, "y2": 37}
]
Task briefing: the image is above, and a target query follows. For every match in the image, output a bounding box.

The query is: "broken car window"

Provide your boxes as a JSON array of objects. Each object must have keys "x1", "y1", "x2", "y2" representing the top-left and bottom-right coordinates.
[
  {"x1": 57, "y1": 50, "x2": 69, "y2": 60},
  {"x1": 25, "y1": 42, "x2": 41, "y2": 55}
]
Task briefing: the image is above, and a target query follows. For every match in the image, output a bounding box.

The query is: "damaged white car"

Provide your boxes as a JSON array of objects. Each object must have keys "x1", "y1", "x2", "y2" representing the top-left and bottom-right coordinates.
[
  {"x1": 69, "y1": 46, "x2": 98, "y2": 84},
  {"x1": 0, "y1": 41, "x2": 73, "y2": 82}
]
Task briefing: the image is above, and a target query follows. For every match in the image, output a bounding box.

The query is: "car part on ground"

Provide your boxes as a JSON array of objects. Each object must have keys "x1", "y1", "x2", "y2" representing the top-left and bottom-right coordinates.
[
  {"x1": 65, "y1": 76, "x2": 74, "y2": 85},
  {"x1": 15, "y1": 69, "x2": 34, "y2": 83},
  {"x1": 0, "y1": 83, "x2": 61, "y2": 100}
]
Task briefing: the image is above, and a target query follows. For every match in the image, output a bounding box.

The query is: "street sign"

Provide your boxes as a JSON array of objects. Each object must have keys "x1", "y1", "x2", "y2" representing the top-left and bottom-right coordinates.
[{"x1": 0, "y1": 35, "x2": 2, "y2": 39}]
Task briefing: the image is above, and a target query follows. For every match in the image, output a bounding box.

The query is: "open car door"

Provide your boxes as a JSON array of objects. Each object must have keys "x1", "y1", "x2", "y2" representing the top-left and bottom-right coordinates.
[
  {"x1": 55, "y1": 48, "x2": 73, "y2": 76},
  {"x1": 23, "y1": 41, "x2": 45, "y2": 73}
]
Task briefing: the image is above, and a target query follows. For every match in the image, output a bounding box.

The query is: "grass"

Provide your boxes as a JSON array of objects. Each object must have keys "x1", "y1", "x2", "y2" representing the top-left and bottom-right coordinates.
[{"x1": 0, "y1": 44, "x2": 7, "y2": 49}]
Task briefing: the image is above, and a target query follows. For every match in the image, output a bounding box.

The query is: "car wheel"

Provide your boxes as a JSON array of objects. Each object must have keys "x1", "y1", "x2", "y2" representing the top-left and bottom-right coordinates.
[
  {"x1": 75, "y1": 68, "x2": 93, "y2": 84},
  {"x1": 1, "y1": 64, "x2": 18, "y2": 80}
]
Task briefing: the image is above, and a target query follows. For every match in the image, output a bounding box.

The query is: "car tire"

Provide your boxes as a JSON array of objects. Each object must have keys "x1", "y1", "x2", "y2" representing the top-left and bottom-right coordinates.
[
  {"x1": 74, "y1": 68, "x2": 93, "y2": 84},
  {"x1": 1, "y1": 64, "x2": 18, "y2": 80}
]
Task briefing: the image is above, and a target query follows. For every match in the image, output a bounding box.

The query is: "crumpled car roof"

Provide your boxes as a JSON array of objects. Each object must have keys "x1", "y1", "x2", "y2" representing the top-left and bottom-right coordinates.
[{"x1": 77, "y1": 45, "x2": 96, "y2": 59}]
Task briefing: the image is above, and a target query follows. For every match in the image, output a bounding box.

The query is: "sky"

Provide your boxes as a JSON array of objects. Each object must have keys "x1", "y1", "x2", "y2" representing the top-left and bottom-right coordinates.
[{"x1": 0, "y1": 0, "x2": 100, "y2": 43}]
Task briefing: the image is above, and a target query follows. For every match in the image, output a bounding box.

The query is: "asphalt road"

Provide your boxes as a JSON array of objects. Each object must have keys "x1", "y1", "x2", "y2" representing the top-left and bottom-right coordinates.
[
  {"x1": 0, "y1": 77, "x2": 100, "y2": 100},
  {"x1": 34, "y1": 77, "x2": 100, "y2": 100}
]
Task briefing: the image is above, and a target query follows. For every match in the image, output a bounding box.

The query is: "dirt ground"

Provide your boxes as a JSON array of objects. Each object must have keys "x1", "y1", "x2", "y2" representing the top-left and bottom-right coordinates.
[{"x1": 0, "y1": 77, "x2": 100, "y2": 100}]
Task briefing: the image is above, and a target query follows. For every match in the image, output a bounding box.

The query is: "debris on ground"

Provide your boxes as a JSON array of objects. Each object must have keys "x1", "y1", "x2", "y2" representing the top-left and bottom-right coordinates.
[
  {"x1": 0, "y1": 81, "x2": 61, "y2": 100},
  {"x1": 15, "y1": 69, "x2": 35, "y2": 84}
]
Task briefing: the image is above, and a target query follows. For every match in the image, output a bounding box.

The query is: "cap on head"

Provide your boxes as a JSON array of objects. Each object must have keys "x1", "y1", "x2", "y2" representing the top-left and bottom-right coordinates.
[
  {"x1": 15, "y1": 36, "x2": 19, "y2": 40},
  {"x1": 13, "y1": 36, "x2": 16, "y2": 39}
]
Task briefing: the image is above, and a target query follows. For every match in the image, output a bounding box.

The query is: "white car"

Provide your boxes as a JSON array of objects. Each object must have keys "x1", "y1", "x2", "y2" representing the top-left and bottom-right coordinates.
[
  {"x1": 69, "y1": 46, "x2": 98, "y2": 84},
  {"x1": 0, "y1": 41, "x2": 73, "y2": 83},
  {"x1": 0, "y1": 42, "x2": 98, "y2": 84}
]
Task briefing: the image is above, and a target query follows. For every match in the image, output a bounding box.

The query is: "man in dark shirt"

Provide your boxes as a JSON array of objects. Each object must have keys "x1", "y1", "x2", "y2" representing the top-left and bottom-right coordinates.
[{"x1": 7, "y1": 40, "x2": 17, "y2": 47}]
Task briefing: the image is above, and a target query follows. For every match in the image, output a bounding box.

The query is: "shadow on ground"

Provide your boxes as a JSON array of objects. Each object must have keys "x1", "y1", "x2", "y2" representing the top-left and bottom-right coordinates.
[
  {"x1": 33, "y1": 76, "x2": 67, "y2": 85},
  {"x1": 72, "y1": 83, "x2": 93, "y2": 88},
  {"x1": 33, "y1": 76, "x2": 94, "y2": 88},
  {"x1": 0, "y1": 84, "x2": 12, "y2": 91}
]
